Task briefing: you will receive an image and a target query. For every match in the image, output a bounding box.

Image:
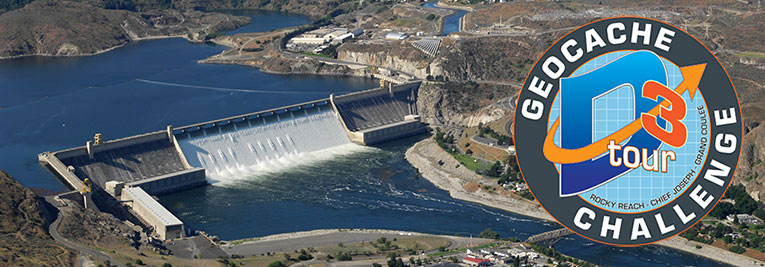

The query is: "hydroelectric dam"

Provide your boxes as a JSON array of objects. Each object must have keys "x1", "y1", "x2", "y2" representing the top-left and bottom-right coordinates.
[{"x1": 39, "y1": 81, "x2": 425, "y2": 240}]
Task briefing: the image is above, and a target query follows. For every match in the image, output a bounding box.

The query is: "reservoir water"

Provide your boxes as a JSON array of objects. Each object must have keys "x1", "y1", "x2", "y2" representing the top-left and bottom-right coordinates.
[
  {"x1": 0, "y1": 10, "x2": 726, "y2": 267},
  {"x1": 219, "y1": 9, "x2": 311, "y2": 35},
  {"x1": 423, "y1": 2, "x2": 468, "y2": 36}
]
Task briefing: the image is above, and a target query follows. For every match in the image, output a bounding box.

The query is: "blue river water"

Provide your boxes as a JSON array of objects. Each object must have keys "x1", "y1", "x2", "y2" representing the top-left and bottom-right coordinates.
[
  {"x1": 423, "y1": 2, "x2": 468, "y2": 35},
  {"x1": 219, "y1": 9, "x2": 311, "y2": 35},
  {"x1": 0, "y1": 10, "x2": 727, "y2": 267}
]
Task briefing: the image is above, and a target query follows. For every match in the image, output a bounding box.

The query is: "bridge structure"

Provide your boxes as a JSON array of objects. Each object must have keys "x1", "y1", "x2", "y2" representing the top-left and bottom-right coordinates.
[{"x1": 526, "y1": 228, "x2": 574, "y2": 245}]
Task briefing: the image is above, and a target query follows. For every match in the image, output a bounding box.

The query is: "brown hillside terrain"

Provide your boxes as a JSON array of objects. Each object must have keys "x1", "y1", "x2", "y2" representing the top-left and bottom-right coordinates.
[
  {"x1": 0, "y1": 171, "x2": 76, "y2": 266},
  {"x1": 0, "y1": 0, "x2": 249, "y2": 58}
]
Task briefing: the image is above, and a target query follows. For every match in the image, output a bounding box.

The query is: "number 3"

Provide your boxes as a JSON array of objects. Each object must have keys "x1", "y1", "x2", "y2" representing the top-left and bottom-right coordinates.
[{"x1": 640, "y1": 81, "x2": 687, "y2": 148}]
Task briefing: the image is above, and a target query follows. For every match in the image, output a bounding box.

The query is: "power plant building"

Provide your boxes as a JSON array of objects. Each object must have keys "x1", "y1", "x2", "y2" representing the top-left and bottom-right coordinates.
[{"x1": 121, "y1": 187, "x2": 185, "y2": 240}]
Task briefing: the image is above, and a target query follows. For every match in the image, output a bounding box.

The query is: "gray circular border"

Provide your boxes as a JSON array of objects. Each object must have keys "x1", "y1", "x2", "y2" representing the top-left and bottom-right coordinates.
[{"x1": 514, "y1": 17, "x2": 743, "y2": 246}]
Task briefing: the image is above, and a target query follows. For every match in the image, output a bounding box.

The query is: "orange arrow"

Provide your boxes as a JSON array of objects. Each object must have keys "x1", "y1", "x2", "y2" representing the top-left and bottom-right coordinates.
[
  {"x1": 678, "y1": 63, "x2": 705, "y2": 100},
  {"x1": 542, "y1": 63, "x2": 706, "y2": 164}
]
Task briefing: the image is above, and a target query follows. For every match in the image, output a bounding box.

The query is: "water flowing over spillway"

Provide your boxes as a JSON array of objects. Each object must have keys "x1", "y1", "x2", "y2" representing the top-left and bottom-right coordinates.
[{"x1": 176, "y1": 106, "x2": 362, "y2": 183}]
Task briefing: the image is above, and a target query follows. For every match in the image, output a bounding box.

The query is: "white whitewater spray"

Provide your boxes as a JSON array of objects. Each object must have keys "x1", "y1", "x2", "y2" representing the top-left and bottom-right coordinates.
[{"x1": 178, "y1": 107, "x2": 368, "y2": 184}]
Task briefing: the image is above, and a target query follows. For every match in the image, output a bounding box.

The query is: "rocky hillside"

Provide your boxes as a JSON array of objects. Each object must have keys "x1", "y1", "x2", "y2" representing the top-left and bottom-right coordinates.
[
  {"x1": 0, "y1": 0, "x2": 358, "y2": 17},
  {"x1": 57, "y1": 198, "x2": 153, "y2": 254},
  {"x1": 417, "y1": 81, "x2": 516, "y2": 127},
  {"x1": 0, "y1": 171, "x2": 76, "y2": 266},
  {"x1": 338, "y1": 41, "x2": 442, "y2": 79},
  {"x1": 0, "y1": 0, "x2": 249, "y2": 58},
  {"x1": 172, "y1": 0, "x2": 358, "y2": 17},
  {"x1": 439, "y1": 35, "x2": 549, "y2": 84}
]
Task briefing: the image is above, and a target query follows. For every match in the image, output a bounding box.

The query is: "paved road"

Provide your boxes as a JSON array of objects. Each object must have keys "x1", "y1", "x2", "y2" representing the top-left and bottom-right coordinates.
[
  {"x1": 47, "y1": 200, "x2": 125, "y2": 267},
  {"x1": 166, "y1": 235, "x2": 227, "y2": 259}
]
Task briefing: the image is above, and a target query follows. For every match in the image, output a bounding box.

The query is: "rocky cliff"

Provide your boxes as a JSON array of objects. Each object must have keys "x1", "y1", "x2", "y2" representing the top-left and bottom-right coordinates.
[
  {"x1": 0, "y1": 171, "x2": 76, "y2": 266},
  {"x1": 417, "y1": 81, "x2": 515, "y2": 127},
  {"x1": 337, "y1": 41, "x2": 443, "y2": 79},
  {"x1": 0, "y1": 0, "x2": 249, "y2": 58},
  {"x1": 439, "y1": 35, "x2": 550, "y2": 84},
  {"x1": 735, "y1": 123, "x2": 765, "y2": 202}
]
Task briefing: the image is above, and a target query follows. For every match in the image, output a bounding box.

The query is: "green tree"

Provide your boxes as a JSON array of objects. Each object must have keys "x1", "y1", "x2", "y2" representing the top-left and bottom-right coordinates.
[
  {"x1": 479, "y1": 228, "x2": 500, "y2": 239},
  {"x1": 754, "y1": 209, "x2": 765, "y2": 220},
  {"x1": 336, "y1": 252, "x2": 352, "y2": 261},
  {"x1": 487, "y1": 161, "x2": 502, "y2": 177},
  {"x1": 498, "y1": 172, "x2": 511, "y2": 185},
  {"x1": 736, "y1": 196, "x2": 757, "y2": 214},
  {"x1": 709, "y1": 202, "x2": 735, "y2": 219},
  {"x1": 103, "y1": 0, "x2": 137, "y2": 11},
  {"x1": 729, "y1": 245, "x2": 746, "y2": 254},
  {"x1": 387, "y1": 254, "x2": 405, "y2": 267},
  {"x1": 267, "y1": 261, "x2": 285, "y2": 267},
  {"x1": 298, "y1": 249, "x2": 313, "y2": 261}
]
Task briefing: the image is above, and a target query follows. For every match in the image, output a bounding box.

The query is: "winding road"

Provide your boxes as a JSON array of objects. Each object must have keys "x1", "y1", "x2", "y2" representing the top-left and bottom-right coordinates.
[{"x1": 47, "y1": 200, "x2": 124, "y2": 267}]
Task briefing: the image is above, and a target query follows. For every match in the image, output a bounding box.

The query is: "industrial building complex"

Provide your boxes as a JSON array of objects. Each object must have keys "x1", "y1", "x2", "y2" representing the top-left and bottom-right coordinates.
[{"x1": 39, "y1": 81, "x2": 425, "y2": 241}]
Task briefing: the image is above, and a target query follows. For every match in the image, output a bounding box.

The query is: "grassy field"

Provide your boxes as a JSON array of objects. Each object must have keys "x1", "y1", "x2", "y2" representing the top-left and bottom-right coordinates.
[
  {"x1": 303, "y1": 52, "x2": 332, "y2": 59},
  {"x1": 452, "y1": 152, "x2": 493, "y2": 172},
  {"x1": 736, "y1": 52, "x2": 765, "y2": 59}
]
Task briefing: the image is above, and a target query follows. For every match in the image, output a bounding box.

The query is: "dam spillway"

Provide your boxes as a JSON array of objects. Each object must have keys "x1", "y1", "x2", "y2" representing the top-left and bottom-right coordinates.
[
  {"x1": 176, "y1": 105, "x2": 352, "y2": 182},
  {"x1": 38, "y1": 81, "x2": 425, "y2": 240}
]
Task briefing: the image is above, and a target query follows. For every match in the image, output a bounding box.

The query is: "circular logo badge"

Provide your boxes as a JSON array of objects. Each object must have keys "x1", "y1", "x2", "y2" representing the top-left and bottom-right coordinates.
[{"x1": 514, "y1": 17, "x2": 742, "y2": 246}]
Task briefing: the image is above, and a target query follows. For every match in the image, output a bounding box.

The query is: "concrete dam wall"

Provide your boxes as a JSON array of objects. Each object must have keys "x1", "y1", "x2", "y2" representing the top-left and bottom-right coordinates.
[
  {"x1": 333, "y1": 82, "x2": 425, "y2": 145},
  {"x1": 176, "y1": 105, "x2": 352, "y2": 182},
  {"x1": 38, "y1": 81, "x2": 424, "y2": 240}
]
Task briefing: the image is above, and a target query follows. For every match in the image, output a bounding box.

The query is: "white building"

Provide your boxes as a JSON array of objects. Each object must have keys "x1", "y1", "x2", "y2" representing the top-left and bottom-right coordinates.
[
  {"x1": 290, "y1": 36, "x2": 326, "y2": 45},
  {"x1": 727, "y1": 214, "x2": 763, "y2": 225},
  {"x1": 290, "y1": 28, "x2": 356, "y2": 46},
  {"x1": 324, "y1": 28, "x2": 350, "y2": 41},
  {"x1": 331, "y1": 33, "x2": 354, "y2": 44},
  {"x1": 121, "y1": 187, "x2": 185, "y2": 240},
  {"x1": 385, "y1": 32, "x2": 409, "y2": 40}
]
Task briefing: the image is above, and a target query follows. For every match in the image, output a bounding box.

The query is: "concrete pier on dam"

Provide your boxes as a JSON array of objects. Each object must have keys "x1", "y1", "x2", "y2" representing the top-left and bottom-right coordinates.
[{"x1": 38, "y1": 81, "x2": 425, "y2": 241}]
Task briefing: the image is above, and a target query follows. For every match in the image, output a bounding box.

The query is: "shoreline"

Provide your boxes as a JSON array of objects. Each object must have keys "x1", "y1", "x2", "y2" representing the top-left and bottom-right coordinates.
[
  {"x1": 0, "y1": 35, "x2": 190, "y2": 60},
  {"x1": 199, "y1": 57, "x2": 377, "y2": 80},
  {"x1": 405, "y1": 138, "x2": 552, "y2": 221},
  {"x1": 224, "y1": 228, "x2": 449, "y2": 246},
  {"x1": 405, "y1": 137, "x2": 765, "y2": 267},
  {"x1": 433, "y1": 1, "x2": 474, "y2": 12}
]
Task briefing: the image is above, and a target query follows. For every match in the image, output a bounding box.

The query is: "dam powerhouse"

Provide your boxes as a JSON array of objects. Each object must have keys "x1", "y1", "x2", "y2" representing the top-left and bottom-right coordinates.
[{"x1": 39, "y1": 81, "x2": 425, "y2": 240}]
